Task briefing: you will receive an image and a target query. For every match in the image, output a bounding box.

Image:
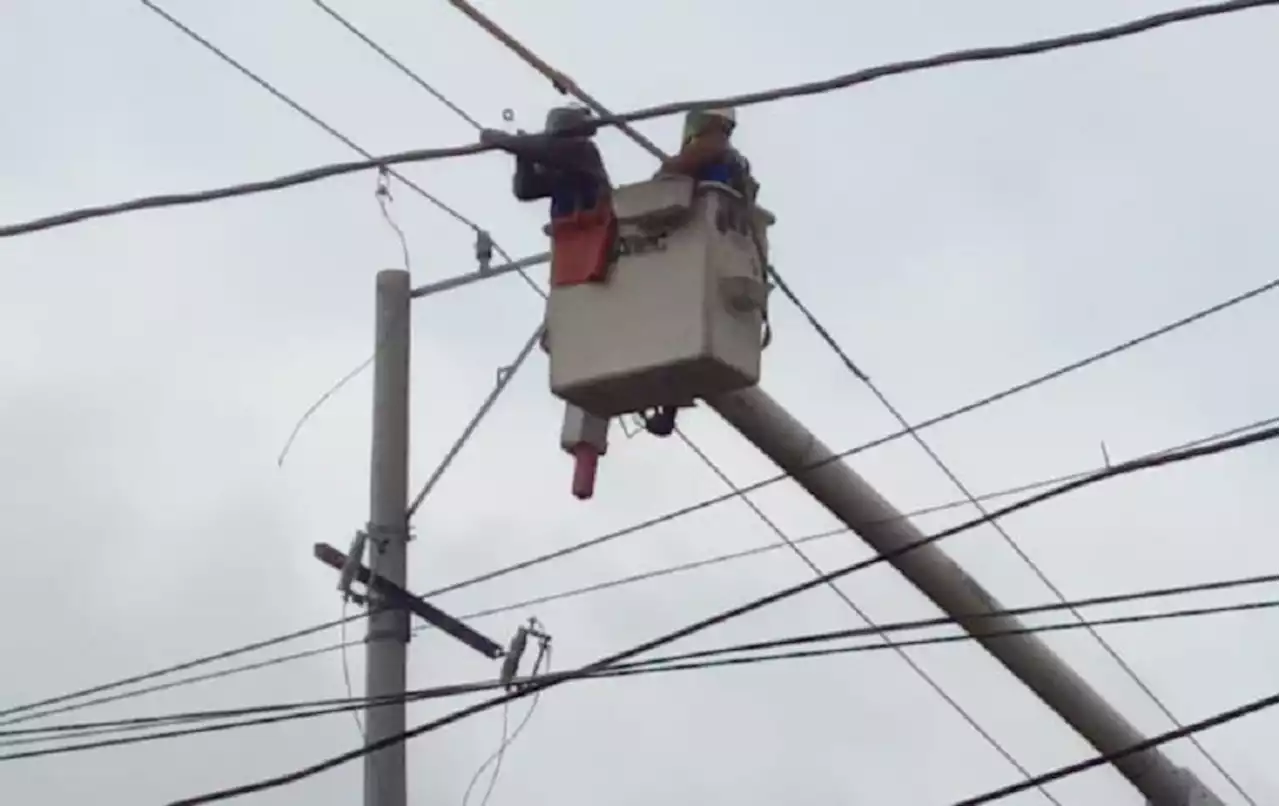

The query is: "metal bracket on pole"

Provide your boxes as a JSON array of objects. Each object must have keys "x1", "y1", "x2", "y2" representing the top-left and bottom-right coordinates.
[
  {"x1": 409, "y1": 251, "x2": 550, "y2": 300},
  {"x1": 315, "y1": 542, "x2": 505, "y2": 660}
]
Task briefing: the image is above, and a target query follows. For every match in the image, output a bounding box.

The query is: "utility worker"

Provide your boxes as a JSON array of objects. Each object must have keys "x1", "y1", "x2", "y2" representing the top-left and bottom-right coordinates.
[
  {"x1": 659, "y1": 107, "x2": 757, "y2": 201},
  {"x1": 641, "y1": 107, "x2": 758, "y2": 437},
  {"x1": 482, "y1": 108, "x2": 617, "y2": 500},
  {"x1": 481, "y1": 106, "x2": 616, "y2": 288}
]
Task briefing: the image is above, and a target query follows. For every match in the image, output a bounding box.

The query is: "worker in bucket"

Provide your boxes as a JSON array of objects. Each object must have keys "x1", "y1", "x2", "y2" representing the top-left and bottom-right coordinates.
[
  {"x1": 481, "y1": 107, "x2": 616, "y2": 500},
  {"x1": 481, "y1": 105, "x2": 616, "y2": 288},
  {"x1": 658, "y1": 107, "x2": 757, "y2": 201},
  {"x1": 640, "y1": 106, "x2": 758, "y2": 438}
]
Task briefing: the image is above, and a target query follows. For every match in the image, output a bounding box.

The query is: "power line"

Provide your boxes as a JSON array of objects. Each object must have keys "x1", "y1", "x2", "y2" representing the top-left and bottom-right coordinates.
[
  {"x1": 8, "y1": 600, "x2": 1271, "y2": 763},
  {"x1": 8, "y1": 600, "x2": 1273, "y2": 761},
  {"x1": 134, "y1": 0, "x2": 545, "y2": 297},
  {"x1": 0, "y1": 0, "x2": 1267, "y2": 240},
  {"x1": 0, "y1": 616, "x2": 350, "y2": 724},
  {"x1": 6, "y1": 582, "x2": 1272, "y2": 760},
  {"x1": 6, "y1": 414, "x2": 1267, "y2": 729},
  {"x1": 420, "y1": 280, "x2": 1278, "y2": 599},
  {"x1": 309, "y1": 0, "x2": 484, "y2": 131},
  {"x1": 8, "y1": 571, "x2": 1268, "y2": 737},
  {"x1": 951, "y1": 693, "x2": 1279, "y2": 806},
  {"x1": 163, "y1": 425, "x2": 1277, "y2": 804},
  {"x1": 137, "y1": 0, "x2": 465, "y2": 235}
]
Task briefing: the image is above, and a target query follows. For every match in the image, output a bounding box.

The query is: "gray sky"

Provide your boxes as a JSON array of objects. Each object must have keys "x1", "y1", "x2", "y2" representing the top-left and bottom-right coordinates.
[{"x1": 0, "y1": 1, "x2": 1276, "y2": 804}]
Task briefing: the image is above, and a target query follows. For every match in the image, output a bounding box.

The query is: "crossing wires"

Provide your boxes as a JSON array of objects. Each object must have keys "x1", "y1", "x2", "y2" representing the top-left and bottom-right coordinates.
[
  {"x1": 1, "y1": 285, "x2": 1270, "y2": 728},
  {"x1": 0, "y1": 0, "x2": 1270, "y2": 239},
  {"x1": 166, "y1": 425, "x2": 1279, "y2": 804},
  {"x1": 307, "y1": 2, "x2": 1056, "y2": 800},
  {"x1": 2, "y1": 574, "x2": 1273, "y2": 762}
]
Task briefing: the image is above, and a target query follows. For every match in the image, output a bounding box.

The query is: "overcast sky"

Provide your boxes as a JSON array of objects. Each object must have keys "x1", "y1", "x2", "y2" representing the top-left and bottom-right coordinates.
[{"x1": 1, "y1": 1, "x2": 1276, "y2": 804}]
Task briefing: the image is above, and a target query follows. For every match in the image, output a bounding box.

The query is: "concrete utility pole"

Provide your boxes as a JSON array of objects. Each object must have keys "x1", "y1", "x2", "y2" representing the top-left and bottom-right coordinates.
[
  {"x1": 708, "y1": 386, "x2": 1226, "y2": 806},
  {"x1": 364, "y1": 269, "x2": 412, "y2": 806}
]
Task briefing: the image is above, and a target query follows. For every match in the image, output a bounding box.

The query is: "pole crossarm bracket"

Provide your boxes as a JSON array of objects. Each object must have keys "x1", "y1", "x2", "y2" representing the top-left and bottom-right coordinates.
[{"x1": 314, "y1": 542, "x2": 505, "y2": 660}]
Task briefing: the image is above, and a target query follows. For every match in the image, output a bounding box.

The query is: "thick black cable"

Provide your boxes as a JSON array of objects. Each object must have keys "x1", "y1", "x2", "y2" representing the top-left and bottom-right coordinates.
[
  {"x1": 164, "y1": 426, "x2": 1277, "y2": 804},
  {"x1": 0, "y1": 617, "x2": 350, "y2": 724},
  {"x1": 951, "y1": 694, "x2": 1279, "y2": 806},
  {"x1": 5, "y1": 571, "x2": 1270, "y2": 740},
  {"x1": 5, "y1": 596, "x2": 1272, "y2": 763},
  {"x1": 0, "y1": 0, "x2": 1269, "y2": 239},
  {"x1": 607, "y1": 601, "x2": 1279, "y2": 679},
  {"x1": 7, "y1": 414, "x2": 1269, "y2": 731}
]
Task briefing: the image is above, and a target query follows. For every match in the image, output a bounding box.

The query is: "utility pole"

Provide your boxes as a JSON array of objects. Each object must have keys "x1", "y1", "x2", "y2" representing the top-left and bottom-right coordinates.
[
  {"x1": 708, "y1": 385, "x2": 1226, "y2": 806},
  {"x1": 364, "y1": 268, "x2": 412, "y2": 806}
]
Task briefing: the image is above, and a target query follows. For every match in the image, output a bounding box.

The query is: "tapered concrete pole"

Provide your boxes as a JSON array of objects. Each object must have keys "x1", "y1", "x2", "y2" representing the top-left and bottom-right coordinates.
[{"x1": 364, "y1": 269, "x2": 412, "y2": 806}]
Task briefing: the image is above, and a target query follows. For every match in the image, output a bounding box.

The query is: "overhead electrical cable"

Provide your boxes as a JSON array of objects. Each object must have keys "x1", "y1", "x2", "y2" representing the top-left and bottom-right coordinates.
[
  {"x1": 6, "y1": 601, "x2": 1271, "y2": 763},
  {"x1": 0, "y1": 0, "x2": 1267, "y2": 239},
  {"x1": 3, "y1": 585, "x2": 1272, "y2": 762},
  {"x1": 5, "y1": 571, "x2": 1270, "y2": 738},
  {"x1": 951, "y1": 694, "x2": 1279, "y2": 806},
  {"x1": 134, "y1": 0, "x2": 542, "y2": 296},
  {"x1": 6, "y1": 601, "x2": 1272, "y2": 762},
  {"x1": 0, "y1": 575, "x2": 1259, "y2": 736}
]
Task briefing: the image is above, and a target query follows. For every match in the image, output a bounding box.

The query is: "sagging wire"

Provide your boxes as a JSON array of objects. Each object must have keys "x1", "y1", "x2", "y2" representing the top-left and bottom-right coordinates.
[
  {"x1": 276, "y1": 169, "x2": 415, "y2": 467},
  {"x1": 338, "y1": 598, "x2": 362, "y2": 735},
  {"x1": 337, "y1": 529, "x2": 374, "y2": 737},
  {"x1": 337, "y1": 528, "x2": 391, "y2": 806},
  {"x1": 462, "y1": 619, "x2": 552, "y2": 806}
]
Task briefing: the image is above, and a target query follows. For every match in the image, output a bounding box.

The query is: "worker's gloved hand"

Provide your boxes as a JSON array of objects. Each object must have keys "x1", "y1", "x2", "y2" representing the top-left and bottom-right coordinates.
[{"x1": 479, "y1": 128, "x2": 510, "y2": 146}]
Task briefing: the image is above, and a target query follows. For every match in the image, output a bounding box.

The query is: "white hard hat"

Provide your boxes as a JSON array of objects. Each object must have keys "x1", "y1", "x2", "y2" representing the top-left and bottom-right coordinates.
[
  {"x1": 704, "y1": 108, "x2": 737, "y2": 125},
  {"x1": 683, "y1": 107, "x2": 737, "y2": 142}
]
